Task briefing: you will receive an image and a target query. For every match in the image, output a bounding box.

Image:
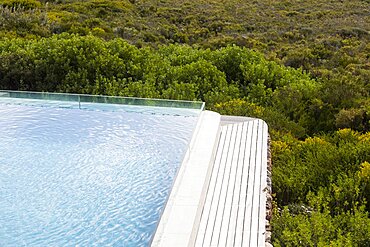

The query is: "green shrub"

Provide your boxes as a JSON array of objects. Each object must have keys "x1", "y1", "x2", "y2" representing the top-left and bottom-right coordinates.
[{"x1": 0, "y1": 0, "x2": 41, "y2": 9}]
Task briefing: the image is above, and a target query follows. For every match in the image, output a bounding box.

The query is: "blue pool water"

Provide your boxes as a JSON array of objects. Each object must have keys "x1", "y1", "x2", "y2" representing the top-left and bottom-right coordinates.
[{"x1": 0, "y1": 97, "x2": 199, "y2": 246}]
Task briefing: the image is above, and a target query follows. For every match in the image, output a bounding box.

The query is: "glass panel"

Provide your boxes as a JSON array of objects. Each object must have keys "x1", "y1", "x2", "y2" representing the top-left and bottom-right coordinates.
[{"x1": 0, "y1": 90, "x2": 205, "y2": 110}]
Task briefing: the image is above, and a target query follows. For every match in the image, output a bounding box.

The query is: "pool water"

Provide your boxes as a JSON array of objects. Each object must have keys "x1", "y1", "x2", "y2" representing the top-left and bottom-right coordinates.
[{"x1": 0, "y1": 97, "x2": 199, "y2": 246}]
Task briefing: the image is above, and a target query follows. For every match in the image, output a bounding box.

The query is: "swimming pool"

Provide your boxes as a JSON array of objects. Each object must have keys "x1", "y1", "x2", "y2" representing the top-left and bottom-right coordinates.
[{"x1": 0, "y1": 91, "x2": 203, "y2": 246}]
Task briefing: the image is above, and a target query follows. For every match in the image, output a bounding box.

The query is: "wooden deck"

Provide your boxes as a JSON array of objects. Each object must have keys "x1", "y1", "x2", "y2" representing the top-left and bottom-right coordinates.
[{"x1": 194, "y1": 118, "x2": 268, "y2": 247}]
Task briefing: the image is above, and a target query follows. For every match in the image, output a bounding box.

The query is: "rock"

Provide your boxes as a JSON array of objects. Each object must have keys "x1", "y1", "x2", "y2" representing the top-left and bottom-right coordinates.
[
  {"x1": 266, "y1": 242, "x2": 273, "y2": 247},
  {"x1": 265, "y1": 231, "x2": 272, "y2": 242},
  {"x1": 265, "y1": 220, "x2": 272, "y2": 231},
  {"x1": 264, "y1": 135, "x2": 273, "y2": 247}
]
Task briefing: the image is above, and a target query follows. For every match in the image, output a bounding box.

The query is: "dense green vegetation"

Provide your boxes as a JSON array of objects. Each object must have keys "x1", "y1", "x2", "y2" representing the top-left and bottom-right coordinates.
[
  {"x1": 0, "y1": 0, "x2": 369, "y2": 245},
  {"x1": 272, "y1": 130, "x2": 370, "y2": 246}
]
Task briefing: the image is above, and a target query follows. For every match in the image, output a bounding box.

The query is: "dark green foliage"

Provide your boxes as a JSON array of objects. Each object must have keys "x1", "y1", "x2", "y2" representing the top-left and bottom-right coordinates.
[
  {"x1": 272, "y1": 130, "x2": 370, "y2": 206},
  {"x1": 272, "y1": 204, "x2": 370, "y2": 247},
  {"x1": 0, "y1": 35, "x2": 241, "y2": 102},
  {"x1": 272, "y1": 130, "x2": 370, "y2": 246}
]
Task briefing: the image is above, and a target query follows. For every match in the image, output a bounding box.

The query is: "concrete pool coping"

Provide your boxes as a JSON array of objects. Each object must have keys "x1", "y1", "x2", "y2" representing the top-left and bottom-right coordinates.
[{"x1": 151, "y1": 110, "x2": 221, "y2": 246}]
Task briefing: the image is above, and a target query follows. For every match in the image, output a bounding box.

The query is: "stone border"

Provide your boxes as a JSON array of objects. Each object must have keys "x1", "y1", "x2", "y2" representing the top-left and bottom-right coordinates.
[{"x1": 265, "y1": 136, "x2": 273, "y2": 247}]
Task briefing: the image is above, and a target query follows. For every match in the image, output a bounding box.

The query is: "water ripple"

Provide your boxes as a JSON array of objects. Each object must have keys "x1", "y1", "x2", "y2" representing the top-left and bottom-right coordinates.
[{"x1": 0, "y1": 102, "x2": 198, "y2": 246}]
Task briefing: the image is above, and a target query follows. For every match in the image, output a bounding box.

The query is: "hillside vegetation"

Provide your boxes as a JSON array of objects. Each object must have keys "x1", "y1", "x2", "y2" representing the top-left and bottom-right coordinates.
[{"x1": 0, "y1": 0, "x2": 370, "y2": 246}]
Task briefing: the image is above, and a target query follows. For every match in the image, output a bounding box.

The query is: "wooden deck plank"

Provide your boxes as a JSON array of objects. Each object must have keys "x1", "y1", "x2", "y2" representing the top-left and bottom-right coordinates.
[
  {"x1": 194, "y1": 119, "x2": 268, "y2": 247},
  {"x1": 234, "y1": 121, "x2": 253, "y2": 246},
  {"x1": 217, "y1": 123, "x2": 244, "y2": 246},
  {"x1": 195, "y1": 126, "x2": 228, "y2": 246},
  {"x1": 241, "y1": 120, "x2": 258, "y2": 246},
  {"x1": 209, "y1": 124, "x2": 238, "y2": 246},
  {"x1": 226, "y1": 121, "x2": 249, "y2": 247},
  {"x1": 249, "y1": 120, "x2": 263, "y2": 246},
  {"x1": 199, "y1": 125, "x2": 233, "y2": 246},
  {"x1": 258, "y1": 121, "x2": 268, "y2": 246}
]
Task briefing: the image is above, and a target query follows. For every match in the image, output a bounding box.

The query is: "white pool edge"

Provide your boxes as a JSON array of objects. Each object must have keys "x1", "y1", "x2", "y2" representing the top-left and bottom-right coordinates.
[{"x1": 151, "y1": 110, "x2": 221, "y2": 247}]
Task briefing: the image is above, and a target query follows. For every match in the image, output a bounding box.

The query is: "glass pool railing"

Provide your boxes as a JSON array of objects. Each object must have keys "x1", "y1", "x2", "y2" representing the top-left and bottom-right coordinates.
[{"x1": 0, "y1": 90, "x2": 205, "y2": 110}]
